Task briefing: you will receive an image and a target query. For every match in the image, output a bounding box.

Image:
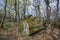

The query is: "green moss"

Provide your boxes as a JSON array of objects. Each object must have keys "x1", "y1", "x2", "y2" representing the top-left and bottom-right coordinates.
[
  {"x1": 29, "y1": 28, "x2": 35, "y2": 34},
  {"x1": 3, "y1": 23, "x2": 13, "y2": 30},
  {"x1": 29, "y1": 27, "x2": 40, "y2": 34},
  {"x1": 18, "y1": 22, "x2": 24, "y2": 32},
  {"x1": 24, "y1": 18, "x2": 35, "y2": 28},
  {"x1": 24, "y1": 17, "x2": 42, "y2": 34}
]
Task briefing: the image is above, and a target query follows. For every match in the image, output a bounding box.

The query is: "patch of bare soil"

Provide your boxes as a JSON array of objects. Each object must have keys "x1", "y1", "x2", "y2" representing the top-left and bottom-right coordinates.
[{"x1": 0, "y1": 26, "x2": 60, "y2": 40}]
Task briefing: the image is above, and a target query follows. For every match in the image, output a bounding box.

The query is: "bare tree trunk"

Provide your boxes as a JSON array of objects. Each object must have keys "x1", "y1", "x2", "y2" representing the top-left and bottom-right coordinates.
[
  {"x1": 57, "y1": 0, "x2": 59, "y2": 16},
  {"x1": 0, "y1": 0, "x2": 7, "y2": 28},
  {"x1": 33, "y1": 0, "x2": 41, "y2": 17},
  {"x1": 18, "y1": 0, "x2": 20, "y2": 22},
  {"x1": 15, "y1": 0, "x2": 17, "y2": 22},
  {"x1": 56, "y1": 0, "x2": 59, "y2": 22},
  {"x1": 45, "y1": 0, "x2": 50, "y2": 21},
  {"x1": 23, "y1": 7, "x2": 26, "y2": 20},
  {"x1": 15, "y1": 0, "x2": 20, "y2": 22},
  {"x1": 35, "y1": 5, "x2": 41, "y2": 17},
  {"x1": 45, "y1": 0, "x2": 52, "y2": 34}
]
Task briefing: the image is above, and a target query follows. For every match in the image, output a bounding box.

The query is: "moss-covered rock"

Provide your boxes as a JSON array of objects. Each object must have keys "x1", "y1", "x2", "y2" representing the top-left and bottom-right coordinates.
[
  {"x1": 23, "y1": 17, "x2": 44, "y2": 35},
  {"x1": 24, "y1": 18, "x2": 35, "y2": 28},
  {"x1": 18, "y1": 17, "x2": 45, "y2": 35}
]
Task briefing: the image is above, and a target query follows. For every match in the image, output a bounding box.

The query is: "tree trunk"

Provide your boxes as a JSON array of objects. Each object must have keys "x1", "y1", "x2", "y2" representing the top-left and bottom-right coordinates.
[
  {"x1": 56, "y1": 0, "x2": 59, "y2": 22},
  {"x1": 15, "y1": 0, "x2": 20, "y2": 22},
  {"x1": 15, "y1": 0, "x2": 17, "y2": 22},
  {"x1": 18, "y1": 0, "x2": 20, "y2": 22},
  {"x1": 45, "y1": 0, "x2": 51, "y2": 23},
  {"x1": 33, "y1": 0, "x2": 41, "y2": 17},
  {"x1": 23, "y1": 7, "x2": 26, "y2": 20},
  {"x1": 45, "y1": 0, "x2": 50, "y2": 20},
  {"x1": 0, "y1": 0, "x2": 7, "y2": 28}
]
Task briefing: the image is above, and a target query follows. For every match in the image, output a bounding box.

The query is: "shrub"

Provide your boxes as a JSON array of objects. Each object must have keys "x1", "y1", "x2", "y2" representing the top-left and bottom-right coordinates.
[
  {"x1": 18, "y1": 23, "x2": 24, "y2": 32},
  {"x1": 3, "y1": 23, "x2": 15, "y2": 30},
  {"x1": 52, "y1": 22, "x2": 60, "y2": 29}
]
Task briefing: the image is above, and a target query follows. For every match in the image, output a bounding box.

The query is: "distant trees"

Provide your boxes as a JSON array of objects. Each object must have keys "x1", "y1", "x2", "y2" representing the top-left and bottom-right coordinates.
[
  {"x1": 14, "y1": 0, "x2": 17, "y2": 22},
  {"x1": 22, "y1": 0, "x2": 28, "y2": 20},
  {"x1": 14, "y1": 0, "x2": 28, "y2": 21},
  {"x1": 45, "y1": 0, "x2": 59, "y2": 23},
  {"x1": 0, "y1": 0, "x2": 60, "y2": 28},
  {"x1": 53, "y1": 0, "x2": 59, "y2": 22},
  {"x1": 33, "y1": 0, "x2": 41, "y2": 17}
]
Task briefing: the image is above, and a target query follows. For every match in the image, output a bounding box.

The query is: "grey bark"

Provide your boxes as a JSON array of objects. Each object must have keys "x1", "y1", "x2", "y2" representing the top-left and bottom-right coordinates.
[{"x1": 0, "y1": 0, "x2": 7, "y2": 28}]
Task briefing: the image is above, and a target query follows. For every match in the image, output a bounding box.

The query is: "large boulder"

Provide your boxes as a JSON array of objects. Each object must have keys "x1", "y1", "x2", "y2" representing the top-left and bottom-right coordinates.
[{"x1": 21, "y1": 17, "x2": 45, "y2": 35}]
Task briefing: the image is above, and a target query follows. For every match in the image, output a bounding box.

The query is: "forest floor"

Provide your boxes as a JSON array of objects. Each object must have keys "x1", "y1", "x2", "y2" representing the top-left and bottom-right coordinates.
[{"x1": 0, "y1": 25, "x2": 60, "y2": 40}]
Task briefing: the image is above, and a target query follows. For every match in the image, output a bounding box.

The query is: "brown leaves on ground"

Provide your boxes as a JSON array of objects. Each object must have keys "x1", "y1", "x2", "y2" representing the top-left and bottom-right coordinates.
[{"x1": 0, "y1": 26, "x2": 60, "y2": 40}]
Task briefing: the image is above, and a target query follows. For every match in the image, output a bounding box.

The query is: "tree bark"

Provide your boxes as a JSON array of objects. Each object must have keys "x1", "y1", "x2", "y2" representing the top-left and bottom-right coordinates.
[
  {"x1": 23, "y1": 7, "x2": 26, "y2": 20},
  {"x1": 18, "y1": 0, "x2": 20, "y2": 22},
  {"x1": 56, "y1": 0, "x2": 59, "y2": 22},
  {"x1": 15, "y1": 0, "x2": 20, "y2": 22},
  {"x1": 15, "y1": 0, "x2": 17, "y2": 22},
  {"x1": 45, "y1": 0, "x2": 50, "y2": 20},
  {"x1": 0, "y1": 0, "x2": 7, "y2": 28}
]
